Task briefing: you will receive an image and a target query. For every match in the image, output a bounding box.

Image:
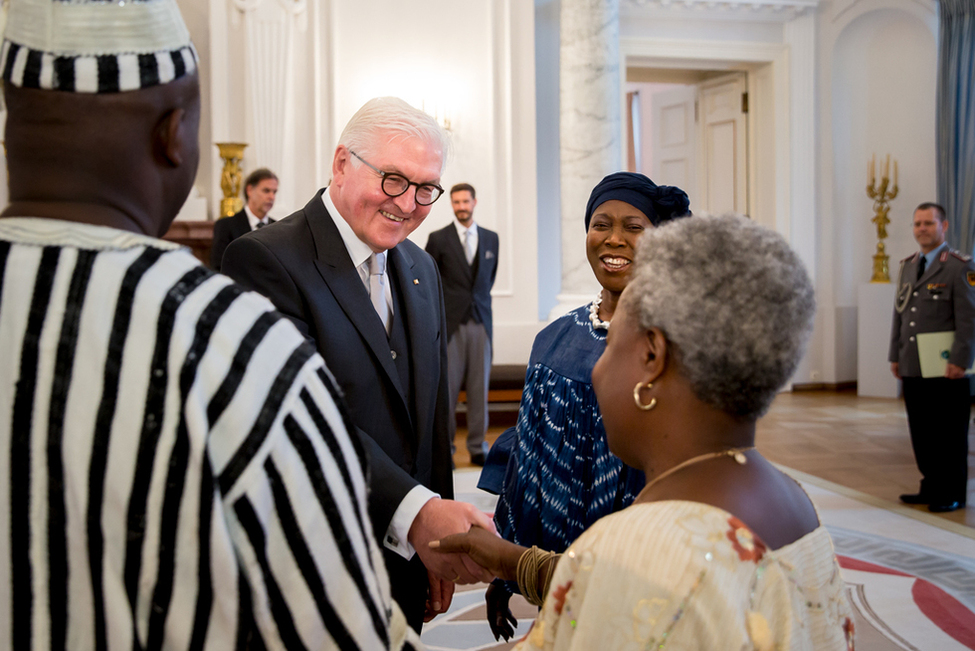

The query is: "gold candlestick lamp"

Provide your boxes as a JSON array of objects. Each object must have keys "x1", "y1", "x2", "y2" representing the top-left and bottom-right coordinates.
[
  {"x1": 217, "y1": 142, "x2": 248, "y2": 218},
  {"x1": 866, "y1": 153, "x2": 898, "y2": 283}
]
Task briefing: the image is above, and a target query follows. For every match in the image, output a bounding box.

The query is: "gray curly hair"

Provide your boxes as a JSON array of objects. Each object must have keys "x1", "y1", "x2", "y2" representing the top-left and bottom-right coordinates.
[{"x1": 623, "y1": 213, "x2": 815, "y2": 420}]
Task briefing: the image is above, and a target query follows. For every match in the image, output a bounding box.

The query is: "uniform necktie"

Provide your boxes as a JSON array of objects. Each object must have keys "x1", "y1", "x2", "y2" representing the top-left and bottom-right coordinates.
[
  {"x1": 917, "y1": 254, "x2": 927, "y2": 280},
  {"x1": 368, "y1": 252, "x2": 390, "y2": 334},
  {"x1": 256, "y1": 220, "x2": 266, "y2": 229},
  {"x1": 465, "y1": 228, "x2": 476, "y2": 265}
]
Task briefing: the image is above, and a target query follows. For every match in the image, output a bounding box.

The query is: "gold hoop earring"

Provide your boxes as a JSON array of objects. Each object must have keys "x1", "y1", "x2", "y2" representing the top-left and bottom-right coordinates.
[{"x1": 633, "y1": 381, "x2": 657, "y2": 411}]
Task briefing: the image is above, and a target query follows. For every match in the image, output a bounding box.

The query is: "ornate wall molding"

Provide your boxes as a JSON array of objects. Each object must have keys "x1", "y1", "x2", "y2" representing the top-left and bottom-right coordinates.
[{"x1": 623, "y1": 0, "x2": 820, "y2": 22}]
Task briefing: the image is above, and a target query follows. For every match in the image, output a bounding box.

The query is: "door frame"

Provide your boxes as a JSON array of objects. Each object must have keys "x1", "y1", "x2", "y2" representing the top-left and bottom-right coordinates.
[{"x1": 620, "y1": 37, "x2": 802, "y2": 245}]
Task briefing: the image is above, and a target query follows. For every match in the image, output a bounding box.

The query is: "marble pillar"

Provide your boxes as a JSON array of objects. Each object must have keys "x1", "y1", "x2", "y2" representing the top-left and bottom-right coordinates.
[{"x1": 551, "y1": 0, "x2": 622, "y2": 319}]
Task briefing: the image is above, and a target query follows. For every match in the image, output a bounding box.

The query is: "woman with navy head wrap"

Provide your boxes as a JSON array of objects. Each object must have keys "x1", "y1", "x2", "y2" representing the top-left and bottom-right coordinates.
[{"x1": 478, "y1": 171, "x2": 690, "y2": 640}]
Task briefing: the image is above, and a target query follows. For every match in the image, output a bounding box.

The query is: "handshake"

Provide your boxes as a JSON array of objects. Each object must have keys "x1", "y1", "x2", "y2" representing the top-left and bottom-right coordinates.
[{"x1": 410, "y1": 498, "x2": 556, "y2": 641}]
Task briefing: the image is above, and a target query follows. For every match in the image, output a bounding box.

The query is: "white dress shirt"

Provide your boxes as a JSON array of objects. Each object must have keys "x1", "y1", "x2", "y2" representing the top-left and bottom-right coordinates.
[{"x1": 454, "y1": 220, "x2": 478, "y2": 264}]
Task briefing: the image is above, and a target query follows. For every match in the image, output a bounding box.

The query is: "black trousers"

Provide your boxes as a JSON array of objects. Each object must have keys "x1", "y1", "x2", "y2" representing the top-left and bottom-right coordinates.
[{"x1": 902, "y1": 376, "x2": 970, "y2": 503}]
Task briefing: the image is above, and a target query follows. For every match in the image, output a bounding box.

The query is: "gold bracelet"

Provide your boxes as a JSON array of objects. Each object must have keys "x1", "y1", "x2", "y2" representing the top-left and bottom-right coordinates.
[{"x1": 516, "y1": 546, "x2": 561, "y2": 606}]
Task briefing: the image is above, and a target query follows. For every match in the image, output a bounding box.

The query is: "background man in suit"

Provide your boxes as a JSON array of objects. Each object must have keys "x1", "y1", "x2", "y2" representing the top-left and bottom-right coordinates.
[
  {"x1": 425, "y1": 183, "x2": 499, "y2": 465},
  {"x1": 222, "y1": 97, "x2": 493, "y2": 631},
  {"x1": 889, "y1": 202, "x2": 975, "y2": 513},
  {"x1": 210, "y1": 167, "x2": 278, "y2": 271}
]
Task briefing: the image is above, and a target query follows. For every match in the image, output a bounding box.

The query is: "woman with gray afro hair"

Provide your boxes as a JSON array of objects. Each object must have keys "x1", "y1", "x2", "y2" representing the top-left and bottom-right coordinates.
[
  {"x1": 432, "y1": 214, "x2": 854, "y2": 650},
  {"x1": 625, "y1": 212, "x2": 815, "y2": 419}
]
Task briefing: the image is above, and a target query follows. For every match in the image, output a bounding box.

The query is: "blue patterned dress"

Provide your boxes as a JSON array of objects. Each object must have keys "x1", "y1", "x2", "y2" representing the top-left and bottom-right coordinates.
[{"x1": 493, "y1": 304, "x2": 645, "y2": 555}]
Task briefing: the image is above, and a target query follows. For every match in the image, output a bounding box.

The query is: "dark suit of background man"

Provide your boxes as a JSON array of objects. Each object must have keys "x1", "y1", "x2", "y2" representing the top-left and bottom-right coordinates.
[
  {"x1": 210, "y1": 167, "x2": 278, "y2": 271},
  {"x1": 222, "y1": 97, "x2": 493, "y2": 631},
  {"x1": 425, "y1": 184, "x2": 499, "y2": 465},
  {"x1": 889, "y1": 202, "x2": 974, "y2": 513}
]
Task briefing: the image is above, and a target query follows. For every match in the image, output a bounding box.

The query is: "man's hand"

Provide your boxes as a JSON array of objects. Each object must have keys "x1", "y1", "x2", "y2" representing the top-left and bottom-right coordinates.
[
  {"x1": 945, "y1": 362, "x2": 966, "y2": 379},
  {"x1": 891, "y1": 362, "x2": 900, "y2": 379},
  {"x1": 409, "y1": 498, "x2": 496, "y2": 584},
  {"x1": 424, "y1": 570, "x2": 455, "y2": 622}
]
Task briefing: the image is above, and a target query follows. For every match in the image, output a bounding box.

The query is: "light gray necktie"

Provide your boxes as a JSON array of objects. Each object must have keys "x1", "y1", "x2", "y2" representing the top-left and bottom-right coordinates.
[
  {"x1": 465, "y1": 228, "x2": 476, "y2": 265},
  {"x1": 368, "y1": 252, "x2": 390, "y2": 334}
]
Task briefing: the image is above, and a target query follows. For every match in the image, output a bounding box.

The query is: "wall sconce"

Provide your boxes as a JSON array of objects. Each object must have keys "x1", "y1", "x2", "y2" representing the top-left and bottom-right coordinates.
[{"x1": 422, "y1": 100, "x2": 452, "y2": 132}]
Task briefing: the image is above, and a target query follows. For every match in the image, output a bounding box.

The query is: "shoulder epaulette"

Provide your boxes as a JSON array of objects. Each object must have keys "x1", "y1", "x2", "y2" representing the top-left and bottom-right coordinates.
[
  {"x1": 901, "y1": 253, "x2": 918, "y2": 263},
  {"x1": 950, "y1": 250, "x2": 972, "y2": 262}
]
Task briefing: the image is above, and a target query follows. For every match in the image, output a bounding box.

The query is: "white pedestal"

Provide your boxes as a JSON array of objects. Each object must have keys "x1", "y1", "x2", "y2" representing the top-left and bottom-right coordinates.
[{"x1": 857, "y1": 283, "x2": 900, "y2": 398}]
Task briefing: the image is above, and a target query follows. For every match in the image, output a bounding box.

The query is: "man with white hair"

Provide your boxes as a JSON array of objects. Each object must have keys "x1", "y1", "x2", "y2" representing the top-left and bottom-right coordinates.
[
  {"x1": 223, "y1": 98, "x2": 494, "y2": 630},
  {"x1": 0, "y1": 1, "x2": 421, "y2": 648}
]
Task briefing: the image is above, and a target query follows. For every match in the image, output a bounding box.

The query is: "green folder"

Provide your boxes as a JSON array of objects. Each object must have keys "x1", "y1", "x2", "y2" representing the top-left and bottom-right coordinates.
[{"x1": 915, "y1": 331, "x2": 975, "y2": 378}]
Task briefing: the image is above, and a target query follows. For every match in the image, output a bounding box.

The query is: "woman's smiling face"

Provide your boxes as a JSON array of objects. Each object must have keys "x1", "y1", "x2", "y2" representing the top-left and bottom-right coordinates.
[{"x1": 586, "y1": 200, "x2": 653, "y2": 294}]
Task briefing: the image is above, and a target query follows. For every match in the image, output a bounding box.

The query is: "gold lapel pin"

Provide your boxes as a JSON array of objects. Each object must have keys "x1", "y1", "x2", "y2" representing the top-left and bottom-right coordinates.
[{"x1": 413, "y1": 279, "x2": 419, "y2": 285}]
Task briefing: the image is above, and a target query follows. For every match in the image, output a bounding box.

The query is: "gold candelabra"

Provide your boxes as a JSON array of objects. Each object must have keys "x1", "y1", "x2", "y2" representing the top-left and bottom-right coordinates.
[
  {"x1": 216, "y1": 142, "x2": 248, "y2": 218},
  {"x1": 866, "y1": 153, "x2": 898, "y2": 283}
]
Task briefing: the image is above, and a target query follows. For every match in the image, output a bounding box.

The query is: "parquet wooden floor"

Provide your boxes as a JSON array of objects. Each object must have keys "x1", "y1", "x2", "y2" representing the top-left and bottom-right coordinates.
[{"x1": 453, "y1": 389, "x2": 975, "y2": 529}]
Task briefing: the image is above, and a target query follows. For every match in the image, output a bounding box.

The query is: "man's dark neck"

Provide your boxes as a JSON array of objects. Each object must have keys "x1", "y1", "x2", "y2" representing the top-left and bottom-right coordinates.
[{"x1": 1, "y1": 200, "x2": 157, "y2": 236}]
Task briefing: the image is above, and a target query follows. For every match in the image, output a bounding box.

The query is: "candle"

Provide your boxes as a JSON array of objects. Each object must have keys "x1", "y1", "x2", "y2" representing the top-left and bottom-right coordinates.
[
  {"x1": 894, "y1": 160, "x2": 898, "y2": 186},
  {"x1": 885, "y1": 154, "x2": 890, "y2": 180}
]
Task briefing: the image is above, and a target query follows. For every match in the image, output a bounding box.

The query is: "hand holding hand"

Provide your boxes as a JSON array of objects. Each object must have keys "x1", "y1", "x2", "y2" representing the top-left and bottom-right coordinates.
[
  {"x1": 429, "y1": 525, "x2": 525, "y2": 582},
  {"x1": 409, "y1": 498, "x2": 496, "y2": 584},
  {"x1": 424, "y1": 570, "x2": 455, "y2": 622}
]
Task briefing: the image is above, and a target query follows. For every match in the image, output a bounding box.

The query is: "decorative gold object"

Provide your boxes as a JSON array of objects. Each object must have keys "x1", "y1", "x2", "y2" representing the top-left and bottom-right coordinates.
[
  {"x1": 217, "y1": 142, "x2": 248, "y2": 218},
  {"x1": 866, "y1": 153, "x2": 898, "y2": 283}
]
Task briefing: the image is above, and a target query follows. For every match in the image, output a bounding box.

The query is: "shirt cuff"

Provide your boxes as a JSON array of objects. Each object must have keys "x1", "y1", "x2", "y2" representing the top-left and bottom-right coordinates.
[{"x1": 384, "y1": 485, "x2": 439, "y2": 559}]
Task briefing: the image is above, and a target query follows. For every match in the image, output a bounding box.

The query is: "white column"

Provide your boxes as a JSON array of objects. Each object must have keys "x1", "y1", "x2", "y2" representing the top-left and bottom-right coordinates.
[
  {"x1": 784, "y1": 9, "x2": 820, "y2": 383},
  {"x1": 550, "y1": 0, "x2": 621, "y2": 319},
  {"x1": 784, "y1": 10, "x2": 817, "y2": 276}
]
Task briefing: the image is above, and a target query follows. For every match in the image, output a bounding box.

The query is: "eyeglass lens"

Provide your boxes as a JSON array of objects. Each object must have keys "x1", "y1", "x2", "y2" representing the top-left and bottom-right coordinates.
[{"x1": 381, "y1": 174, "x2": 442, "y2": 206}]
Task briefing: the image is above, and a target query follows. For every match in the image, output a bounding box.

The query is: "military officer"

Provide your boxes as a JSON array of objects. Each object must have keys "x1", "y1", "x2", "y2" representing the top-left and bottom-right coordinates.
[{"x1": 889, "y1": 202, "x2": 975, "y2": 513}]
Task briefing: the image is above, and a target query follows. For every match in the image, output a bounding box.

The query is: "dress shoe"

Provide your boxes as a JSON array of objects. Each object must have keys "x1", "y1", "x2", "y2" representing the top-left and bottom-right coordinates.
[
  {"x1": 899, "y1": 493, "x2": 931, "y2": 505},
  {"x1": 928, "y1": 501, "x2": 965, "y2": 513},
  {"x1": 469, "y1": 452, "x2": 486, "y2": 467}
]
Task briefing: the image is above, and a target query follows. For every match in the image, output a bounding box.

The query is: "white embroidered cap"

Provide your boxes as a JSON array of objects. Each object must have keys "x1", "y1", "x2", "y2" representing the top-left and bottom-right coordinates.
[{"x1": 0, "y1": 0, "x2": 196, "y2": 93}]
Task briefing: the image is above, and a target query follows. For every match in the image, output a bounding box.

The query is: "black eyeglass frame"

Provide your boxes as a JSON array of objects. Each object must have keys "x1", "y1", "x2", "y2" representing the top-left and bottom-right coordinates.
[{"x1": 349, "y1": 150, "x2": 445, "y2": 206}]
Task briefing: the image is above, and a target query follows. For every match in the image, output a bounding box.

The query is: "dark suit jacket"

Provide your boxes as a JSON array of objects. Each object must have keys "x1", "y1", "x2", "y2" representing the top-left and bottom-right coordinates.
[
  {"x1": 221, "y1": 189, "x2": 454, "y2": 535},
  {"x1": 210, "y1": 210, "x2": 251, "y2": 272},
  {"x1": 425, "y1": 223, "x2": 499, "y2": 341}
]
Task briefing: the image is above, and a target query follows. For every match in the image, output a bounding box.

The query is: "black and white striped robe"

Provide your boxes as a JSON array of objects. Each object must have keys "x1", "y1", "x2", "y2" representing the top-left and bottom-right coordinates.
[{"x1": 0, "y1": 218, "x2": 422, "y2": 651}]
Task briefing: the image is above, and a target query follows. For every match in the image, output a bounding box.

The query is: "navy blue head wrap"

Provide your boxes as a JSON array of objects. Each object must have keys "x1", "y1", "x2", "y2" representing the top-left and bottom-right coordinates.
[{"x1": 584, "y1": 172, "x2": 691, "y2": 231}]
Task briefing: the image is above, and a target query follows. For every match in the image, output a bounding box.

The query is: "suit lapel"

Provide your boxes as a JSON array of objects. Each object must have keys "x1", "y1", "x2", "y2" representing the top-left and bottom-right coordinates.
[{"x1": 305, "y1": 192, "x2": 407, "y2": 402}]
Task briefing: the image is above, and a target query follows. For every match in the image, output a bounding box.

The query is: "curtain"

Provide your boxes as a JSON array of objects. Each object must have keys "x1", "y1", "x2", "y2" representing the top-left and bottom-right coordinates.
[
  {"x1": 936, "y1": 0, "x2": 975, "y2": 254},
  {"x1": 626, "y1": 91, "x2": 641, "y2": 172}
]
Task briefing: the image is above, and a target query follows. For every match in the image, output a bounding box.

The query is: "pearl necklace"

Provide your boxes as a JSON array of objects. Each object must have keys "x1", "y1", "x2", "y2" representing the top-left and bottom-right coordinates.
[
  {"x1": 589, "y1": 294, "x2": 610, "y2": 330},
  {"x1": 636, "y1": 447, "x2": 756, "y2": 502}
]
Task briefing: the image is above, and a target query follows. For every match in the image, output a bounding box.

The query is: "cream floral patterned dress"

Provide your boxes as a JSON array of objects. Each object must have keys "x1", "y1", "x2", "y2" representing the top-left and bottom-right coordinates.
[{"x1": 515, "y1": 501, "x2": 855, "y2": 650}]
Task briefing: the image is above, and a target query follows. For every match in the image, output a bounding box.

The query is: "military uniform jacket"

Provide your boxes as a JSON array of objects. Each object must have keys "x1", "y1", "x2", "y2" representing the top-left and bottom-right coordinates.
[{"x1": 888, "y1": 246, "x2": 975, "y2": 377}]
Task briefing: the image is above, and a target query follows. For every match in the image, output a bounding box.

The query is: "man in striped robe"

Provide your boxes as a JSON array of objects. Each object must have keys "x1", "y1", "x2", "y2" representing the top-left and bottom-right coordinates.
[{"x1": 0, "y1": 1, "x2": 421, "y2": 649}]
